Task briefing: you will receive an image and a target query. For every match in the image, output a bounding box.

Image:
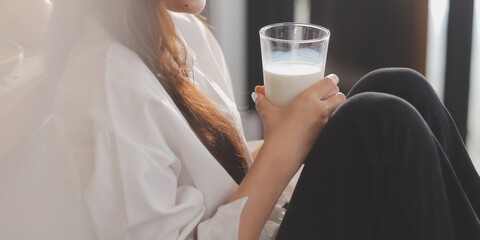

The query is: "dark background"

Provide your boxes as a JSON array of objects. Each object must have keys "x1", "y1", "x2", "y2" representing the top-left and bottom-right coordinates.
[{"x1": 247, "y1": 0, "x2": 474, "y2": 141}]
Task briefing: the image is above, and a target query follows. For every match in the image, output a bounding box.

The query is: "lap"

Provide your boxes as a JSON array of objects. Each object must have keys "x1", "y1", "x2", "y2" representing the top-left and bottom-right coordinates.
[{"x1": 275, "y1": 68, "x2": 480, "y2": 239}]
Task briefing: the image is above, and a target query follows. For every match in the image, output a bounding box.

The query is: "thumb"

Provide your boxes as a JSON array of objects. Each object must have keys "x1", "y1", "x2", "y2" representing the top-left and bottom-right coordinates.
[
  {"x1": 252, "y1": 91, "x2": 275, "y2": 119},
  {"x1": 254, "y1": 85, "x2": 265, "y2": 96}
]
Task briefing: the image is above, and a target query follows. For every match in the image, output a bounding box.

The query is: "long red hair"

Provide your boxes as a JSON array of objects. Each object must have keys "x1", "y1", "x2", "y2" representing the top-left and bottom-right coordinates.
[{"x1": 97, "y1": 0, "x2": 248, "y2": 184}]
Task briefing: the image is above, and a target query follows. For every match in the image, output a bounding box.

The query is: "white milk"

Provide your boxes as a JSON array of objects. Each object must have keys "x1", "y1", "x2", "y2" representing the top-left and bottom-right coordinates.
[{"x1": 263, "y1": 61, "x2": 324, "y2": 107}]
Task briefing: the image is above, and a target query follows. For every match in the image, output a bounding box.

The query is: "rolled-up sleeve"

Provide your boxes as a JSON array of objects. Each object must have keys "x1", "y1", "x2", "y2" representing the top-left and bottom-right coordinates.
[
  {"x1": 60, "y1": 38, "x2": 254, "y2": 239},
  {"x1": 81, "y1": 91, "x2": 249, "y2": 240},
  {"x1": 197, "y1": 197, "x2": 248, "y2": 239},
  {"x1": 84, "y1": 123, "x2": 250, "y2": 240}
]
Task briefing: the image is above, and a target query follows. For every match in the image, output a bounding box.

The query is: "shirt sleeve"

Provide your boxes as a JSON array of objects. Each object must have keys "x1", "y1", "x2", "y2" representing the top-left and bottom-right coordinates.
[
  {"x1": 54, "y1": 31, "x2": 254, "y2": 239},
  {"x1": 81, "y1": 85, "x2": 249, "y2": 240}
]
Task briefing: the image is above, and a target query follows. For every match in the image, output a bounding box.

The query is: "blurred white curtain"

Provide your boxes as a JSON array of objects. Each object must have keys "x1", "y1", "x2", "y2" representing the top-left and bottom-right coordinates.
[{"x1": 0, "y1": 0, "x2": 98, "y2": 239}]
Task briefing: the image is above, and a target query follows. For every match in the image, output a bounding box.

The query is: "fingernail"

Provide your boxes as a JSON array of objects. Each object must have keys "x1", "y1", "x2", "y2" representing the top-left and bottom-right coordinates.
[
  {"x1": 251, "y1": 92, "x2": 258, "y2": 102},
  {"x1": 327, "y1": 74, "x2": 339, "y2": 84}
]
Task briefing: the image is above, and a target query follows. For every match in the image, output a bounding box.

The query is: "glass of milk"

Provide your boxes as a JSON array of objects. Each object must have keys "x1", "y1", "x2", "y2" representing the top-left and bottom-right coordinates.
[{"x1": 259, "y1": 23, "x2": 330, "y2": 107}]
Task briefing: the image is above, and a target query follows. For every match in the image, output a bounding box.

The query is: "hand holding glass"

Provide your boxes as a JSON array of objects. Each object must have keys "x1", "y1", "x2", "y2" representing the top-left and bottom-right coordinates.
[{"x1": 259, "y1": 23, "x2": 330, "y2": 107}]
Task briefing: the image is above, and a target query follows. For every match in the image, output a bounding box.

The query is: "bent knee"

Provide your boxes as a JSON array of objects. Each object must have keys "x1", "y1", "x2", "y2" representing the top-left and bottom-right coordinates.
[
  {"x1": 366, "y1": 67, "x2": 424, "y2": 80},
  {"x1": 349, "y1": 68, "x2": 433, "y2": 97},
  {"x1": 333, "y1": 92, "x2": 423, "y2": 124}
]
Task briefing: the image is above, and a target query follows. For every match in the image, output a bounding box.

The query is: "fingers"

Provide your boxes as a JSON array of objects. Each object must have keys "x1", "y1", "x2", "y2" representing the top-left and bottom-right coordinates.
[
  {"x1": 323, "y1": 92, "x2": 347, "y2": 116},
  {"x1": 304, "y1": 74, "x2": 340, "y2": 99},
  {"x1": 252, "y1": 90, "x2": 277, "y2": 119},
  {"x1": 326, "y1": 73, "x2": 340, "y2": 85},
  {"x1": 254, "y1": 86, "x2": 265, "y2": 96},
  {"x1": 254, "y1": 73, "x2": 338, "y2": 103},
  {"x1": 252, "y1": 86, "x2": 267, "y2": 118},
  {"x1": 252, "y1": 72, "x2": 342, "y2": 118}
]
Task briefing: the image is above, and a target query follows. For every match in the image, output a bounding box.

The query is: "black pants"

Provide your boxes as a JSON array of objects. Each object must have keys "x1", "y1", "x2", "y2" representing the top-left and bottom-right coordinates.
[{"x1": 275, "y1": 68, "x2": 480, "y2": 240}]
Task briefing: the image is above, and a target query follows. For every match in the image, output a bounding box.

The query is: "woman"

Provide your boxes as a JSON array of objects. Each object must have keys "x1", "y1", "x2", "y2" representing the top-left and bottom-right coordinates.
[{"x1": 50, "y1": 0, "x2": 480, "y2": 239}]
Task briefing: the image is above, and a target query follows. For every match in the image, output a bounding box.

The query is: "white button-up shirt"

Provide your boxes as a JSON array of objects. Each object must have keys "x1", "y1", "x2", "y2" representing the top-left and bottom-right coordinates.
[{"x1": 46, "y1": 12, "x2": 286, "y2": 240}]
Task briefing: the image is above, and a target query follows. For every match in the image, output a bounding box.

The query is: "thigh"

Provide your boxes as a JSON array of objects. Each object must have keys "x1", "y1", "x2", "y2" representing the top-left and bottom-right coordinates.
[
  {"x1": 347, "y1": 68, "x2": 480, "y2": 216},
  {"x1": 275, "y1": 92, "x2": 480, "y2": 240}
]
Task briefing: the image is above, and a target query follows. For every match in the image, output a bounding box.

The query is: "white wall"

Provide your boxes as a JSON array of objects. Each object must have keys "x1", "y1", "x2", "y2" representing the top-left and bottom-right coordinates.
[
  {"x1": 205, "y1": 0, "x2": 265, "y2": 141},
  {"x1": 205, "y1": 0, "x2": 248, "y2": 108}
]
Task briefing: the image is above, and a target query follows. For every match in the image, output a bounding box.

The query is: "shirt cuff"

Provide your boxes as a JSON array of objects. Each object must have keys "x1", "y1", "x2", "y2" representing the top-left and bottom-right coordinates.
[{"x1": 197, "y1": 197, "x2": 248, "y2": 240}]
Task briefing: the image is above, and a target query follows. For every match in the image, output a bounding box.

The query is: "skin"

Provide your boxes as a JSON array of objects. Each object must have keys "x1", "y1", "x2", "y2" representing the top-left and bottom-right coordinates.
[
  {"x1": 165, "y1": 0, "x2": 206, "y2": 14},
  {"x1": 166, "y1": 1, "x2": 347, "y2": 239},
  {"x1": 233, "y1": 79, "x2": 345, "y2": 240}
]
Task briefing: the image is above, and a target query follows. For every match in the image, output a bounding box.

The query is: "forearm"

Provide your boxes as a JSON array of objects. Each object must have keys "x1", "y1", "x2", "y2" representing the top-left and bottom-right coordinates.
[
  {"x1": 233, "y1": 75, "x2": 344, "y2": 239},
  {"x1": 247, "y1": 140, "x2": 264, "y2": 160},
  {"x1": 230, "y1": 138, "x2": 305, "y2": 240}
]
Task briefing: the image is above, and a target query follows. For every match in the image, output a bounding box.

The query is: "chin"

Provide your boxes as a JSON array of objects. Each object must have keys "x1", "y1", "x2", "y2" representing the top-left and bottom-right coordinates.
[{"x1": 169, "y1": 0, "x2": 206, "y2": 14}]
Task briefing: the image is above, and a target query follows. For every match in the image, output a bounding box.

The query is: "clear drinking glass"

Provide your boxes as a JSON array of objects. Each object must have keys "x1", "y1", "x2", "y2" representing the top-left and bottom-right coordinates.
[{"x1": 259, "y1": 23, "x2": 330, "y2": 107}]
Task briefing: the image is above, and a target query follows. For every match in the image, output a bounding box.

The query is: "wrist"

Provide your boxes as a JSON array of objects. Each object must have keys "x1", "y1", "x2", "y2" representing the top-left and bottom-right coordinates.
[{"x1": 256, "y1": 134, "x2": 306, "y2": 179}]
